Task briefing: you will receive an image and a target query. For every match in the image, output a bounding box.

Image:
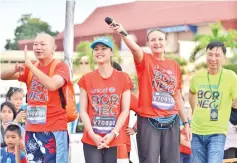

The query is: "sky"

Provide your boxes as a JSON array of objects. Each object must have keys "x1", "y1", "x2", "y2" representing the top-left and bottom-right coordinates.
[{"x1": 0, "y1": 0, "x2": 134, "y2": 51}]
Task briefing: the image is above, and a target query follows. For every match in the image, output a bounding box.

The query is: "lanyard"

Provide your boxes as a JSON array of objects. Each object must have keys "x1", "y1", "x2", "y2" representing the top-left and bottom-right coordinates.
[{"x1": 207, "y1": 69, "x2": 223, "y2": 101}]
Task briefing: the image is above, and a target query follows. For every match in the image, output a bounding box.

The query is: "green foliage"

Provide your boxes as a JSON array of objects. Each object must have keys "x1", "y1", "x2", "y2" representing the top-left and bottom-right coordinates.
[
  {"x1": 195, "y1": 62, "x2": 208, "y2": 70},
  {"x1": 180, "y1": 67, "x2": 186, "y2": 75},
  {"x1": 223, "y1": 64, "x2": 237, "y2": 74},
  {"x1": 190, "y1": 22, "x2": 237, "y2": 62},
  {"x1": 5, "y1": 14, "x2": 58, "y2": 50},
  {"x1": 167, "y1": 54, "x2": 187, "y2": 66}
]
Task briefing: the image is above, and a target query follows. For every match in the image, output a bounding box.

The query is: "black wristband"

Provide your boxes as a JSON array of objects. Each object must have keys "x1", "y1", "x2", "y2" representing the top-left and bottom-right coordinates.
[{"x1": 183, "y1": 121, "x2": 189, "y2": 126}]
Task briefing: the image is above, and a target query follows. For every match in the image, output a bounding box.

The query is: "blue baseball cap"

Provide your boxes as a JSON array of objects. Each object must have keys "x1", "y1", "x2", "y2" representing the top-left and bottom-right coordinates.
[{"x1": 90, "y1": 36, "x2": 114, "y2": 50}]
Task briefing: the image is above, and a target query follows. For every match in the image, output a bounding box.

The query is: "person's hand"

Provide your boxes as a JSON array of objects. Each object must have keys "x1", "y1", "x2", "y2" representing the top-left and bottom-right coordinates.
[
  {"x1": 24, "y1": 45, "x2": 32, "y2": 67},
  {"x1": 90, "y1": 133, "x2": 104, "y2": 147},
  {"x1": 14, "y1": 111, "x2": 27, "y2": 123},
  {"x1": 184, "y1": 123, "x2": 192, "y2": 141},
  {"x1": 125, "y1": 127, "x2": 136, "y2": 135},
  {"x1": 97, "y1": 132, "x2": 115, "y2": 149},
  {"x1": 15, "y1": 62, "x2": 25, "y2": 75},
  {"x1": 109, "y1": 23, "x2": 125, "y2": 35}
]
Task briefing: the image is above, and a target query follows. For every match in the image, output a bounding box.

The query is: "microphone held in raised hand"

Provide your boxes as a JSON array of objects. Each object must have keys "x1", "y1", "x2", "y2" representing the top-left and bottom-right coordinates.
[{"x1": 104, "y1": 17, "x2": 128, "y2": 36}]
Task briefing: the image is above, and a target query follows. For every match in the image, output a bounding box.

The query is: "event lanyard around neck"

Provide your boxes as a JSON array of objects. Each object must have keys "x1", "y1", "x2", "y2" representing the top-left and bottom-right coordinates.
[{"x1": 207, "y1": 69, "x2": 223, "y2": 101}]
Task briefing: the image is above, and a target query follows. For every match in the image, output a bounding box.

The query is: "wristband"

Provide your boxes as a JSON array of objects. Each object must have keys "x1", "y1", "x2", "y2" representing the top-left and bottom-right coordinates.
[{"x1": 183, "y1": 121, "x2": 189, "y2": 126}]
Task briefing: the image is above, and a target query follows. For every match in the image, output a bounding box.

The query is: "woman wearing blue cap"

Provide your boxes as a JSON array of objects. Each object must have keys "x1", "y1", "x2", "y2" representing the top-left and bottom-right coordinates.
[{"x1": 78, "y1": 36, "x2": 134, "y2": 163}]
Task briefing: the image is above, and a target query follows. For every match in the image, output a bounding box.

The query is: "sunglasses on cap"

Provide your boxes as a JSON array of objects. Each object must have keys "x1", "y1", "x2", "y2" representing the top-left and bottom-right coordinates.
[{"x1": 6, "y1": 87, "x2": 24, "y2": 98}]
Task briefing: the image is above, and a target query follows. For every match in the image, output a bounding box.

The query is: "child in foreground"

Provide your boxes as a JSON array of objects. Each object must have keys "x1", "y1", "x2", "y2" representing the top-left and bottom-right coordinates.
[{"x1": 0, "y1": 124, "x2": 26, "y2": 163}]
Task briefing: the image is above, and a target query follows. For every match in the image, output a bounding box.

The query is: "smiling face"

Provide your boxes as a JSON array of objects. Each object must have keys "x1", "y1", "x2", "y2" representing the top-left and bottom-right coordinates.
[
  {"x1": 147, "y1": 30, "x2": 167, "y2": 55},
  {"x1": 92, "y1": 44, "x2": 113, "y2": 64},
  {"x1": 33, "y1": 33, "x2": 55, "y2": 61},
  {"x1": 206, "y1": 47, "x2": 225, "y2": 71}
]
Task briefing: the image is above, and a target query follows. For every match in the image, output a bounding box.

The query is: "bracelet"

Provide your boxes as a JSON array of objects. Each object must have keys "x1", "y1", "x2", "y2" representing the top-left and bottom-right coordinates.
[{"x1": 111, "y1": 130, "x2": 119, "y2": 138}]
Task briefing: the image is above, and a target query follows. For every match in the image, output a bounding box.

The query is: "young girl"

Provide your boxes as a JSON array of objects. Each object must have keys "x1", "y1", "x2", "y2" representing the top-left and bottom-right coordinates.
[
  {"x1": 78, "y1": 36, "x2": 133, "y2": 163},
  {"x1": 6, "y1": 87, "x2": 24, "y2": 112},
  {"x1": 6, "y1": 87, "x2": 27, "y2": 125}
]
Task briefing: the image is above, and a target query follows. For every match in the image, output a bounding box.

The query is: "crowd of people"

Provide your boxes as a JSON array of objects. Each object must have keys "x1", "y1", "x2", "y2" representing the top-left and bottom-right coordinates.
[{"x1": 0, "y1": 22, "x2": 237, "y2": 163}]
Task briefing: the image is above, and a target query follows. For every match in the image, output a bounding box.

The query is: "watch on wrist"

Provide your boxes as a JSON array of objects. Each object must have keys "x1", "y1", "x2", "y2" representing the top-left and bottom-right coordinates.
[
  {"x1": 111, "y1": 130, "x2": 119, "y2": 138},
  {"x1": 183, "y1": 121, "x2": 189, "y2": 126}
]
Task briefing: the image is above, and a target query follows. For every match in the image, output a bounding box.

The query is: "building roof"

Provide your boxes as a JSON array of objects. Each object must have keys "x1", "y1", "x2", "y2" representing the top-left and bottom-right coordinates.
[{"x1": 56, "y1": 1, "x2": 237, "y2": 39}]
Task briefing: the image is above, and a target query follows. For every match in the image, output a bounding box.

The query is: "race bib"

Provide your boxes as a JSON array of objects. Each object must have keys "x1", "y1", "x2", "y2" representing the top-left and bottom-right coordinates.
[
  {"x1": 27, "y1": 105, "x2": 47, "y2": 124},
  {"x1": 152, "y1": 92, "x2": 175, "y2": 110},
  {"x1": 92, "y1": 116, "x2": 117, "y2": 134},
  {"x1": 210, "y1": 101, "x2": 219, "y2": 121}
]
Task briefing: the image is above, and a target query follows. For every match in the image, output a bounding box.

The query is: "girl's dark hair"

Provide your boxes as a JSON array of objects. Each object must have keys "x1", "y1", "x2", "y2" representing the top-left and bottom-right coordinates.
[
  {"x1": 112, "y1": 61, "x2": 122, "y2": 71},
  {"x1": 1, "y1": 101, "x2": 17, "y2": 120},
  {"x1": 6, "y1": 87, "x2": 23, "y2": 100},
  {"x1": 147, "y1": 28, "x2": 167, "y2": 41}
]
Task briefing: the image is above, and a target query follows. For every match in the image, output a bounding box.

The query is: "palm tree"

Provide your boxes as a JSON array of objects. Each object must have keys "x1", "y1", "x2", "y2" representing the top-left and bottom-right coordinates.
[
  {"x1": 190, "y1": 22, "x2": 237, "y2": 62},
  {"x1": 75, "y1": 36, "x2": 121, "y2": 71}
]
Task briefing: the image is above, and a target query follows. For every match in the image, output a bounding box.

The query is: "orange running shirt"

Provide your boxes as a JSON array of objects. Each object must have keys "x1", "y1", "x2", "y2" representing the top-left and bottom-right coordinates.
[
  {"x1": 134, "y1": 52, "x2": 182, "y2": 118},
  {"x1": 18, "y1": 60, "x2": 69, "y2": 132},
  {"x1": 78, "y1": 69, "x2": 133, "y2": 147}
]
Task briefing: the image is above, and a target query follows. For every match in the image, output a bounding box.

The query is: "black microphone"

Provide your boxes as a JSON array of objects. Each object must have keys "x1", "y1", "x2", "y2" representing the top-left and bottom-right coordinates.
[{"x1": 105, "y1": 17, "x2": 128, "y2": 36}]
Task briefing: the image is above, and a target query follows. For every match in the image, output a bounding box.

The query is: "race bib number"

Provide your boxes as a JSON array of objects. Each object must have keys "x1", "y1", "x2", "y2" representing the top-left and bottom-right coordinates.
[
  {"x1": 152, "y1": 92, "x2": 175, "y2": 110},
  {"x1": 27, "y1": 105, "x2": 47, "y2": 124},
  {"x1": 92, "y1": 116, "x2": 117, "y2": 134}
]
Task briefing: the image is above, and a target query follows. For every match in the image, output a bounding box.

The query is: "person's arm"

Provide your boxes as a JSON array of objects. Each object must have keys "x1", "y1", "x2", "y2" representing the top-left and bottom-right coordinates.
[
  {"x1": 231, "y1": 72, "x2": 237, "y2": 109},
  {"x1": 177, "y1": 90, "x2": 191, "y2": 141},
  {"x1": 1, "y1": 63, "x2": 24, "y2": 80},
  {"x1": 24, "y1": 46, "x2": 66, "y2": 91},
  {"x1": 110, "y1": 24, "x2": 143, "y2": 63},
  {"x1": 26, "y1": 62, "x2": 65, "y2": 91},
  {"x1": 15, "y1": 144, "x2": 21, "y2": 163},
  {"x1": 177, "y1": 91, "x2": 188, "y2": 124},
  {"x1": 113, "y1": 89, "x2": 131, "y2": 134}
]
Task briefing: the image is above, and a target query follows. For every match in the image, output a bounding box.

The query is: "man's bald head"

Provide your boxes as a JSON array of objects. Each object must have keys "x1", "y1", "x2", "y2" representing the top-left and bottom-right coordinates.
[
  {"x1": 33, "y1": 32, "x2": 56, "y2": 60},
  {"x1": 35, "y1": 32, "x2": 56, "y2": 48}
]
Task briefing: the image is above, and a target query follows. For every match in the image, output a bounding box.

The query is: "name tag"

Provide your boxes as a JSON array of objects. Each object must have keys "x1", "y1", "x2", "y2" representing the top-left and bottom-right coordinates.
[
  {"x1": 92, "y1": 116, "x2": 117, "y2": 134},
  {"x1": 152, "y1": 92, "x2": 175, "y2": 110},
  {"x1": 27, "y1": 105, "x2": 47, "y2": 124}
]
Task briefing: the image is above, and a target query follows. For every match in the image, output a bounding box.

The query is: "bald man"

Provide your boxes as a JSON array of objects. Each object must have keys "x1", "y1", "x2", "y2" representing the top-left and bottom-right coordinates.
[{"x1": 1, "y1": 32, "x2": 70, "y2": 163}]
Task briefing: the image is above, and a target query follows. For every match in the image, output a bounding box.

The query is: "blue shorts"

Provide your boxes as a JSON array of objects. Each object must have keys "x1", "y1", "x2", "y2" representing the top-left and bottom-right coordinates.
[{"x1": 25, "y1": 131, "x2": 69, "y2": 163}]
